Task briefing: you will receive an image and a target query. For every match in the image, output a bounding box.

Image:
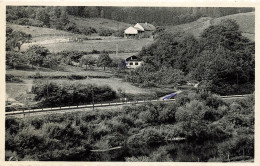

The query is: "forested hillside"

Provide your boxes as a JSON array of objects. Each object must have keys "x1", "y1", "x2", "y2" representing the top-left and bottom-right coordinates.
[
  {"x1": 126, "y1": 19, "x2": 255, "y2": 95},
  {"x1": 7, "y1": 6, "x2": 254, "y2": 28}
]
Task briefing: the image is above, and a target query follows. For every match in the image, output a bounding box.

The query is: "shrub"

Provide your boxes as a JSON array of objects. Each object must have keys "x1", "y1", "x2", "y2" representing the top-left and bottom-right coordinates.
[
  {"x1": 98, "y1": 28, "x2": 115, "y2": 36},
  {"x1": 127, "y1": 127, "x2": 165, "y2": 147},
  {"x1": 6, "y1": 74, "x2": 23, "y2": 83},
  {"x1": 13, "y1": 18, "x2": 44, "y2": 27},
  {"x1": 80, "y1": 27, "x2": 97, "y2": 35},
  {"x1": 113, "y1": 29, "x2": 125, "y2": 37}
]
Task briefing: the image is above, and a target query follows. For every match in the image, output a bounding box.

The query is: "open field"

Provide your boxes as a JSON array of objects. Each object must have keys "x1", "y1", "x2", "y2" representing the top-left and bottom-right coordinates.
[
  {"x1": 9, "y1": 20, "x2": 153, "y2": 53},
  {"x1": 21, "y1": 38, "x2": 153, "y2": 53},
  {"x1": 70, "y1": 16, "x2": 131, "y2": 31},
  {"x1": 212, "y1": 12, "x2": 255, "y2": 34},
  {"x1": 7, "y1": 23, "x2": 84, "y2": 42},
  {"x1": 166, "y1": 12, "x2": 255, "y2": 41}
]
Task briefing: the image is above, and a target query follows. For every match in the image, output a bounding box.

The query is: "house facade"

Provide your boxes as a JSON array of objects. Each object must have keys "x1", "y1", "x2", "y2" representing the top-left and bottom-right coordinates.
[{"x1": 125, "y1": 55, "x2": 144, "y2": 69}]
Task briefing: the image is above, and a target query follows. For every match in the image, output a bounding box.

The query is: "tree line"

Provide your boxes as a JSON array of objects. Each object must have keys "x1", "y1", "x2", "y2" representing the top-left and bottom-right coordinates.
[
  {"x1": 66, "y1": 6, "x2": 253, "y2": 25},
  {"x1": 7, "y1": 6, "x2": 253, "y2": 28}
]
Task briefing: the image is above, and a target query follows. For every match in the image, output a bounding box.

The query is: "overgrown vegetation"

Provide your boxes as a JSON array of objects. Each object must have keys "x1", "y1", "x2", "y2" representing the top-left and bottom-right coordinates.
[
  {"x1": 31, "y1": 82, "x2": 117, "y2": 107},
  {"x1": 6, "y1": 91, "x2": 254, "y2": 161}
]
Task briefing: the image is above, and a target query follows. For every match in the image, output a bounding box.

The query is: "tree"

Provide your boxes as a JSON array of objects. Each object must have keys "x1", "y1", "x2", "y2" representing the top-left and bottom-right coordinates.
[
  {"x1": 119, "y1": 59, "x2": 127, "y2": 70},
  {"x1": 26, "y1": 45, "x2": 50, "y2": 68},
  {"x1": 36, "y1": 8, "x2": 50, "y2": 27},
  {"x1": 80, "y1": 56, "x2": 96, "y2": 70},
  {"x1": 42, "y1": 55, "x2": 61, "y2": 69},
  {"x1": 6, "y1": 27, "x2": 31, "y2": 51},
  {"x1": 97, "y1": 52, "x2": 112, "y2": 71},
  {"x1": 6, "y1": 51, "x2": 26, "y2": 69},
  {"x1": 191, "y1": 19, "x2": 255, "y2": 95}
]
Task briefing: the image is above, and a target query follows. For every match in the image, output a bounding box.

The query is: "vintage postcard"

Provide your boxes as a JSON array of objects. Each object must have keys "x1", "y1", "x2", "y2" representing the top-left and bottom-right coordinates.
[{"x1": 0, "y1": 0, "x2": 259, "y2": 165}]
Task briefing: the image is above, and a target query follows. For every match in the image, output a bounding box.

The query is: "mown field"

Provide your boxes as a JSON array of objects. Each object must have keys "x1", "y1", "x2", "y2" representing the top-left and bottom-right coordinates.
[
  {"x1": 21, "y1": 38, "x2": 153, "y2": 53},
  {"x1": 166, "y1": 12, "x2": 255, "y2": 41}
]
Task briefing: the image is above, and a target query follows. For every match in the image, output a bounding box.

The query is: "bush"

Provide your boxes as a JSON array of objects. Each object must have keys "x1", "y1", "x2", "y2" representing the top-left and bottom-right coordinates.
[
  {"x1": 98, "y1": 28, "x2": 115, "y2": 36},
  {"x1": 6, "y1": 74, "x2": 23, "y2": 83},
  {"x1": 113, "y1": 29, "x2": 125, "y2": 37},
  {"x1": 13, "y1": 18, "x2": 44, "y2": 27},
  {"x1": 127, "y1": 128, "x2": 165, "y2": 147},
  {"x1": 80, "y1": 27, "x2": 97, "y2": 35}
]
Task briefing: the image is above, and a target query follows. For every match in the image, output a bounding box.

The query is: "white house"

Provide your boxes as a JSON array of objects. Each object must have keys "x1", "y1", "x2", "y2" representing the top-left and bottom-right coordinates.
[
  {"x1": 125, "y1": 55, "x2": 144, "y2": 69},
  {"x1": 124, "y1": 22, "x2": 156, "y2": 38},
  {"x1": 124, "y1": 26, "x2": 138, "y2": 38}
]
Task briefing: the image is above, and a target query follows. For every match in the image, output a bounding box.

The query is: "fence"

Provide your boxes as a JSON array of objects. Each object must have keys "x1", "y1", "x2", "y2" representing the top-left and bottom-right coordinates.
[
  {"x1": 5, "y1": 94, "x2": 252, "y2": 116},
  {"x1": 5, "y1": 98, "x2": 175, "y2": 116}
]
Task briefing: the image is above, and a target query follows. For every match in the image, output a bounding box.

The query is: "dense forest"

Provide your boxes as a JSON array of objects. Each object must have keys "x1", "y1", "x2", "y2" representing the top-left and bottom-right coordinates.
[{"x1": 7, "y1": 6, "x2": 254, "y2": 27}]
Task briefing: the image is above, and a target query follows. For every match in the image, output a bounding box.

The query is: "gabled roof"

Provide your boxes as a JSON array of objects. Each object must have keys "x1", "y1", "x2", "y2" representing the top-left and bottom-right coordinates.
[
  {"x1": 124, "y1": 26, "x2": 138, "y2": 34},
  {"x1": 125, "y1": 55, "x2": 142, "y2": 61},
  {"x1": 134, "y1": 27, "x2": 143, "y2": 31},
  {"x1": 137, "y1": 23, "x2": 156, "y2": 31}
]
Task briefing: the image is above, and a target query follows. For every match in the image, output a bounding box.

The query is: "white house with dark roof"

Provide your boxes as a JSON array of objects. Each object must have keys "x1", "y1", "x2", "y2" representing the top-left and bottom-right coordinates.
[
  {"x1": 124, "y1": 22, "x2": 155, "y2": 38},
  {"x1": 125, "y1": 55, "x2": 144, "y2": 69}
]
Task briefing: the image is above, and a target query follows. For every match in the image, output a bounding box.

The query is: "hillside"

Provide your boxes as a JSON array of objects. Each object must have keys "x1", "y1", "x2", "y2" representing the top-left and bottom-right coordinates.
[
  {"x1": 166, "y1": 12, "x2": 255, "y2": 41},
  {"x1": 8, "y1": 20, "x2": 152, "y2": 54},
  {"x1": 7, "y1": 23, "x2": 84, "y2": 43},
  {"x1": 70, "y1": 16, "x2": 131, "y2": 31}
]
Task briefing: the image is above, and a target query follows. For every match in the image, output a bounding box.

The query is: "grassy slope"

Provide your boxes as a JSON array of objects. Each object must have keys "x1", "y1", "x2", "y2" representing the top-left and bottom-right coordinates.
[
  {"x1": 166, "y1": 12, "x2": 255, "y2": 41},
  {"x1": 70, "y1": 16, "x2": 131, "y2": 31},
  {"x1": 8, "y1": 18, "x2": 152, "y2": 53},
  {"x1": 21, "y1": 38, "x2": 153, "y2": 53},
  {"x1": 7, "y1": 23, "x2": 84, "y2": 42}
]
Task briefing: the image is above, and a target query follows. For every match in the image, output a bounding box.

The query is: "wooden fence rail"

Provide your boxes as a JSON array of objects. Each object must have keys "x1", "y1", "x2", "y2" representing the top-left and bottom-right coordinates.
[
  {"x1": 5, "y1": 94, "x2": 252, "y2": 116},
  {"x1": 5, "y1": 99, "x2": 175, "y2": 116}
]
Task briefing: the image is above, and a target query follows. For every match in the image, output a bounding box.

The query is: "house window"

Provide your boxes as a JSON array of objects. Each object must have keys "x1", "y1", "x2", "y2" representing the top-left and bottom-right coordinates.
[
  {"x1": 135, "y1": 62, "x2": 138, "y2": 65},
  {"x1": 130, "y1": 62, "x2": 133, "y2": 65}
]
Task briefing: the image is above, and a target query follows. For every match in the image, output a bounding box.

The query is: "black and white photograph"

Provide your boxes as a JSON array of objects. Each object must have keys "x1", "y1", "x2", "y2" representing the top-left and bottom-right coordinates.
[{"x1": 3, "y1": 4, "x2": 256, "y2": 162}]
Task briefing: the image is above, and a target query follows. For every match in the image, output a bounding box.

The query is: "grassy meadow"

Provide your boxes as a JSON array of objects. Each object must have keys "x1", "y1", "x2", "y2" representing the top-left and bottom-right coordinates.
[
  {"x1": 21, "y1": 38, "x2": 153, "y2": 53},
  {"x1": 166, "y1": 12, "x2": 255, "y2": 41}
]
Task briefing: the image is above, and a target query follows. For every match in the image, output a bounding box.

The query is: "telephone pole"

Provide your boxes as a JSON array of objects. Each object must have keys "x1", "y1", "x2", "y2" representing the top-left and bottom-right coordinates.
[
  {"x1": 92, "y1": 85, "x2": 95, "y2": 111},
  {"x1": 116, "y1": 43, "x2": 118, "y2": 57}
]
